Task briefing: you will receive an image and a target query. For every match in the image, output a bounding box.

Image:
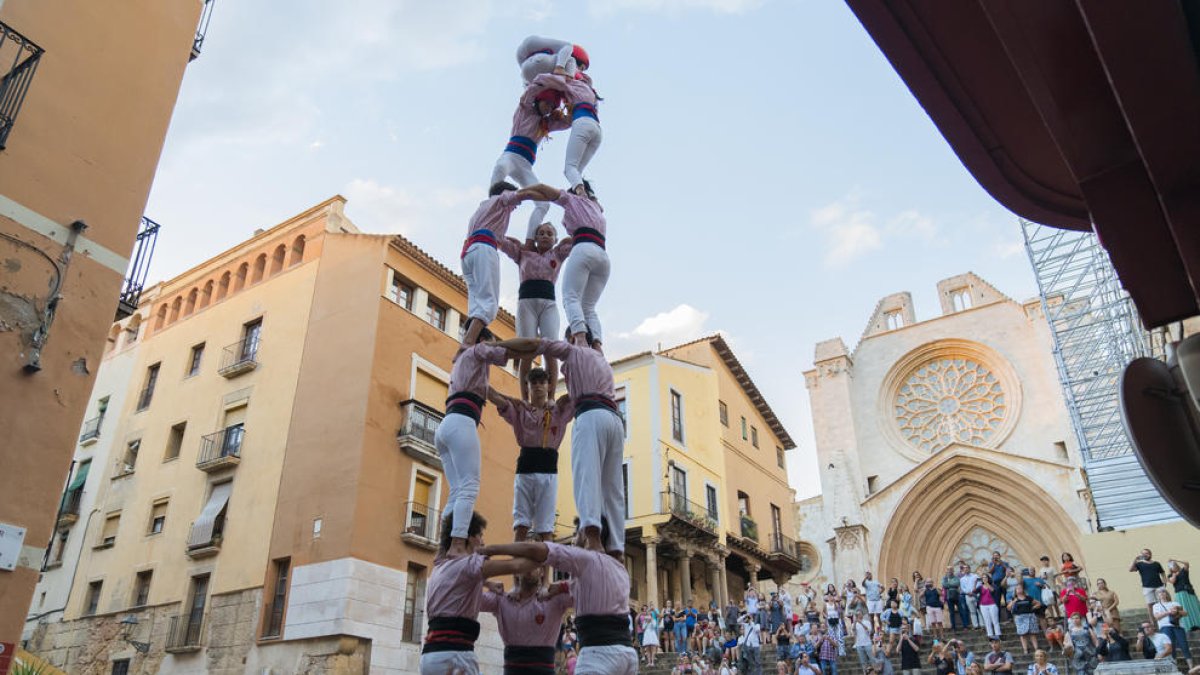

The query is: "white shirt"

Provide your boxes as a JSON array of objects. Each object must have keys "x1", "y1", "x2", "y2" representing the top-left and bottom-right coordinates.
[
  {"x1": 1149, "y1": 631, "x2": 1173, "y2": 655},
  {"x1": 961, "y1": 573, "x2": 980, "y2": 594},
  {"x1": 743, "y1": 622, "x2": 761, "y2": 648},
  {"x1": 854, "y1": 619, "x2": 873, "y2": 646},
  {"x1": 1154, "y1": 601, "x2": 1182, "y2": 629},
  {"x1": 911, "y1": 616, "x2": 924, "y2": 636}
]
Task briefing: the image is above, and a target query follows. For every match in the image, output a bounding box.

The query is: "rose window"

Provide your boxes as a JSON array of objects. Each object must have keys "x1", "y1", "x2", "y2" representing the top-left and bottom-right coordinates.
[{"x1": 893, "y1": 357, "x2": 1006, "y2": 452}]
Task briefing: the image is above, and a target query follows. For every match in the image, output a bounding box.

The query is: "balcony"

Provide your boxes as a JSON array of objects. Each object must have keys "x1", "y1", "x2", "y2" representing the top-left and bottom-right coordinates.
[
  {"x1": 659, "y1": 491, "x2": 719, "y2": 544},
  {"x1": 401, "y1": 501, "x2": 440, "y2": 551},
  {"x1": 0, "y1": 21, "x2": 44, "y2": 150},
  {"x1": 58, "y1": 489, "x2": 82, "y2": 527},
  {"x1": 117, "y1": 217, "x2": 160, "y2": 320},
  {"x1": 166, "y1": 613, "x2": 205, "y2": 653},
  {"x1": 79, "y1": 416, "x2": 102, "y2": 445},
  {"x1": 186, "y1": 521, "x2": 224, "y2": 559},
  {"x1": 218, "y1": 337, "x2": 260, "y2": 377},
  {"x1": 739, "y1": 516, "x2": 759, "y2": 543},
  {"x1": 768, "y1": 532, "x2": 802, "y2": 573},
  {"x1": 197, "y1": 425, "x2": 243, "y2": 472},
  {"x1": 397, "y1": 400, "x2": 443, "y2": 469},
  {"x1": 191, "y1": 0, "x2": 217, "y2": 61}
]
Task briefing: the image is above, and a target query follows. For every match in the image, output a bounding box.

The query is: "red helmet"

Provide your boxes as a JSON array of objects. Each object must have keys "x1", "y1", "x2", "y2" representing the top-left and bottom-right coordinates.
[
  {"x1": 572, "y1": 44, "x2": 590, "y2": 69},
  {"x1": 534, "y1": 89, "x2": 563, "y2": 108}
]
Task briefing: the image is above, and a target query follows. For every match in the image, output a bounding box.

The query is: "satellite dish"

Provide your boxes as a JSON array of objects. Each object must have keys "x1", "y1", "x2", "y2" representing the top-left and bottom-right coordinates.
[{"x1": 1120, "y1": 357, "x2": 1200, "y2": 528}]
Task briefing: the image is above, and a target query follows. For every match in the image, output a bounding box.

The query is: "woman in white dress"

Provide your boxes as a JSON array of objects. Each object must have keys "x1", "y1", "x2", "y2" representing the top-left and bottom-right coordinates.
[{"x1": 642, "y1": 606, "x2": 661, "y2": 666}]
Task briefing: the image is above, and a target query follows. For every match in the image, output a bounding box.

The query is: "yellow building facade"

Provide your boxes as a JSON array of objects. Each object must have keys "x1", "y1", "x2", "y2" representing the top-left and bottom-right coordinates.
[
  {"x1": 555, "y1": 335, "x2": 802, "y2": 611},
  {"x1": 25, "y1": 198, "x2": 526, "y2": 674}
]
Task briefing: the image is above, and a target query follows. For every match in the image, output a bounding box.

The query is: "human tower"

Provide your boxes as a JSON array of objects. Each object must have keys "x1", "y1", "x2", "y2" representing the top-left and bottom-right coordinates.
[{"x1": 418, "y1": 36, "x2": 639, "y2": 675}]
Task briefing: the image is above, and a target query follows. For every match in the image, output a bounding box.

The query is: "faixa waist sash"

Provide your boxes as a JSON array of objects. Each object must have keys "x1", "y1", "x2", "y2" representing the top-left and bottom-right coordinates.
[
  {"x1": 575, "y1": 394, "x2": 618, "y2": 419},
  {"x1": 576, "y1": 614, "x2": 630, "y2": 647},
  {"x1": 504, "y1": 135, "x2": 538, "y2": 165},
  {"x1": 503, "y1": 645, "x2": 556, "y2": 675},
  {"x1": 516, "y1": 447, "x2": 559, "y2": 474},
  {"x1": 571, "y1": 226, "x2": 606, "y2": 249},
  {"x1": 422, "y1": 616, "x2": 481, "y2": 654},
  {"x1": 461, "y1": 228, "x2": 498, "y2": 259},
  {"x1": 572, "y1": 102, "x2": 599, "y2": 122},
  {"x1": 519, "y1": 279, "x2": 556, "y2": 300},
  {"x1": 446, "y1": 391, "x2": 485, "y2": 424}
]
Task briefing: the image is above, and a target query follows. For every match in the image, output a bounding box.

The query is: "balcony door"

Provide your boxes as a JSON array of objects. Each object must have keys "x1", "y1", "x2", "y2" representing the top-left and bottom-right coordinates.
[
  {"x1": 671, "y1": 466, "x2": 687, "y2": 511},
  {"x1": 241, "y1": 319, "x2": 262, "y2": 361},
  {"x1": 771, "y1": 504, "x2": 783, "y2": 544},
  {"x1": 186, "y1": 574, "x2": 209, "y2": 644}
]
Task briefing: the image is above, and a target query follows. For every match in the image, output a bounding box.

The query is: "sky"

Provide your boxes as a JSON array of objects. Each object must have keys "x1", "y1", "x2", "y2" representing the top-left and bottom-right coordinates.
[{"x1": 144, "y1": 0, "x2": 1041, "y2": 499}]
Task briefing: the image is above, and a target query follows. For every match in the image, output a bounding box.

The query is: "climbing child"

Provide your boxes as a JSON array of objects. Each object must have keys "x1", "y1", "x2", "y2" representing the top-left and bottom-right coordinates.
[{"x1": 499, "y1": 222, "x2": 572, "y2": 393}]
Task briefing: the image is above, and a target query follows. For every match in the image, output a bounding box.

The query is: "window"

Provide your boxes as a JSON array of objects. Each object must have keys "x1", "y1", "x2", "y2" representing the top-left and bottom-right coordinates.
[
  {"x1": 885, "y1": 310, "x2": 904, "y2": 330},
  {"x1": 751, "y1": 426, "x2": 759, "y2": 448},
  {"x1": 132, "y1": 570, "x2": 152, "y2": 607},
  {"x1": 251, "y1": 253, "x2": 267, "y2": 284},
  {"x1": 0, "y1": 22, "x2": 44, "y2": 149},
  {"x1": 164, "y1": 422, "x2": 185, "y2": 461},
  {"x1": 770, "y1": 504, "x2": 783, "y2": 538},
  {"x1": 388, "y1": 270, "x2": 414, "y2": 310},
  {"x1": 705, "y1": 484, "x2": 719, "y2": 521},
  {"x1": 53, "y1": 530, "x2": 68, "y2": 563},
  {"x1": 264, "y1": 558, "x2": 290, "y2": 638},
  {"x1": 866, "y1": 475, "x2": 879, "y2": 495},
  {"x1": 719, "y1": 401, "x2": 728, "y2": 427},
  {"x1": 137, "y1": 363, "x2": 160, "y2": 410},
  {"x1": 188, "y1": 482, "x2": 232, "y2": 549},
  {"x1": 148, "y1": 500, "x2": 168, "y2": 534},
  {"x1": 61, "y1": 459, "x2": 90, "y2": 514},
  {"x1": 407, "y1": 473, "x2": 436, "y2": 538},
  {"x1": 84, "y1": 580, "x2": 102, "y2": 615},
  {"x1": 426, "y1": 301, "x2": 447, "y2": 331},
  {"x1": 776, "y1": 446, "x2": 786, "y2": 469},
  {"x1": 290, "y1": 235, "x2": 306, "y2": 266},
  {"x1": 183, "y1": 574, "x2": 209, "y2": 644},
  {"x1": 241, "y1": 318, "x2": 262, "y2": 361},
  {"x1": 99, "y1": 513, "x2": 120, "y2": 547},
  {"x1": 124, "y1": 321, "x2": 139, "y2": 345},
  {"x1": 670, "y1": 390, "x2": 684, "y2": 443},
  {"x1": 737, "y1": 491, "x2": 751, "y2": 517},
  {"x1": 671, "y1": 465, "x2": 688, "y2": 502},
  {"x1": 111, "y1": 660, "x2": 130, "y2": 675},
  {"x1": 740, "y1": 416, "x2": 747, "y2": 440},
  {"x1": 234, "y1": 262, "x2": 248, "y2": 291},
  {"x1": 1054, "y1": 441, "x2": 1069, "y2": 461},
  {"x1": 120, "y1": 439, "x2": 140, "y2": 474},
  {"x1": 187, "y1": 343, "x2": 205, "y2": 376},
  {"x1": 402, "y1": 563, "x2": 427, "y2": 643},
  {"x1": 270, "y1": 245, "x2": 286, "y2": 275},
  {"x1": 951, "y1": 288, "x2": 972, "y2": 311}
]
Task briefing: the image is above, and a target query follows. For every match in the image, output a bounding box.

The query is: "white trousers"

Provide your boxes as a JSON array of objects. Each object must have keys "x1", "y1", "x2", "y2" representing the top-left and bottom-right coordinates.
[
  {"x1": 575, "y1": 645, "x2": 638, "y2": 675},
  {"x1": 561, "y1": 243, "x2": 609, "y2": 342},
  {"x1": 572, "y1": 409, "x2": 625, "y2": 551},
  {"x1": 434, "y1": 413, "x2": 480, "y2": 538},
  {"x1": 966, "y1": 594, "x2": 981, "y2": 627},
  {"x1": 980, "y1": 603, "x2": 1001, "y2": 638},
  {"x1": 419, "y1": 651, "x2": 479, "y2": 675},
  {"x1": 490, "y1": 151, "x2": 551, "y2": 241},
  {"x1": 564, "y1": 117, "x2": 602, "y2": 188},
  {"x1": 517, "y1": 297, "x2": 560, "y2": 340},
  {"x1": 513, "y1": 472, "x2": 557, "y2": 533},
  {"x1": 461, "y1": 244, "x2": 499, "y2": 324},
  {"x1": 516, "y1": 35, "x2": 576, "y2": 83}
]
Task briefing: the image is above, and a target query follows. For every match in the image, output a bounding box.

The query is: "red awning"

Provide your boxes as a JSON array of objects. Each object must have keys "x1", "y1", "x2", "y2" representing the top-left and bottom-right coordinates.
[{"x1": 845, "y1": 0, "x2": 1200, "y2": 328}]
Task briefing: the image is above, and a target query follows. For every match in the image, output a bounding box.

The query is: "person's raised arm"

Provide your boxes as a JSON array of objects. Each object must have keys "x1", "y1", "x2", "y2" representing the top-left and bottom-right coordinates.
[
  {"x1": 499, "y1": 236, "x2": 524, "y2": 263},
  {"x1": 532, "y1": 72, "x2": 569, "y2": 93},
  {"x1": 487, "y1": 386, "x2": 516, "y2": 411},
  {"x1": 482, "y1": 556, "x2": 539, "y2": 579},
  {"x1": 1130, "y1": 557, "x2": 1141, "y2": 573},
  {"x1": 494, "y1": 337, "x2": 545, "y2": 354},
  {"x1": 480, "y1": 541, "x2": 549, "y2": 563}
]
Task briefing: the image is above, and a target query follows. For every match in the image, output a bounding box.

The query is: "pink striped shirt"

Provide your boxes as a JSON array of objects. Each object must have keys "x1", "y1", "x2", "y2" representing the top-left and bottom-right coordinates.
[
  {"x1": 511, "y1": 82, "x2": 572, "y2": 140},
  {"x1": 467, "y1": 191, "x2": 522, "y2": 238},
  {"x1": 498, "y1": 397, "x2": 575, "y2": 449},
  {"x1": 426, "y1": 553, "x2": 485, "y2": 619},
  {"x1": 544, "y1": 543, "x2": 629, "y2": 617},
  {"x1": 554, "y1": 191, "x2": 605, "y2": 238},
  {"x1": 499, "y1": 237, "x2": 573, "y2": 283},
  {"x1": 480, "y1": 586, "x2": 574, "y2": 646},
  {"x1": 537, "y1": 340, "x2": 614, "y2": 401},
  {"x1": 449, "y1": 343, "x2": 510, "y2": 398},
  {"x1": 532, "y1": 72, "x2": 598, "y2": 110}
]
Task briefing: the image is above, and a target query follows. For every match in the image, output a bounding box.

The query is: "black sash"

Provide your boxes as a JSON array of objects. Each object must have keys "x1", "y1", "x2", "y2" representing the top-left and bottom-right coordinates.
[
  {"x1": 517, "y1": 447, "x2": 559, "y2": 474},
  {"x1": 503, "y1": 645, "x2": 556, "y2": 674},
  {"x1": 571, "y1": 226, "x2": 606, "y2": 249},
  {"x1": 576, "y1": 614, "x2": 630, "y2": 647},
  {"x1": 445, "y1": 391, "x2": 485, "y2": 424},
  {"x1": 422, "y1": 616, "x2": 481, "y2": 653},
  {"x1": 574, "y1": 394, "x2": 619, "y2": 419},
  {"x1": 518, "y1": 279, "x2": 556, "y2": 300}
]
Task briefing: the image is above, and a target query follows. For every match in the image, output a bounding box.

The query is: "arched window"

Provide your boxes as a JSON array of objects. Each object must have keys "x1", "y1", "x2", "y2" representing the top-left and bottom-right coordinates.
[
  {"x1": 154, "y1": 304, "x2": 168, "y2": 331},
  {"x1": 270, "y1": 244, "x2": 286, "y2": 276},
  {"x1": 217, "y1": 271, "x2": 231, "y2": 300},
  {"x1": 234, "y1": 263, "x2": 248, "y2": 291},
  {"x1": 289, "y1": 235, "x2": 306, "y2": 266},
  {"x1": 251, "y1": 254, "x2": 267, "y2": 284},
  {"x1": 184, "y1": 288, "x2": 198, "y2": 316},
  {"x1": 200, "y1": 280, "x2": 214, "y2": 309},
  {"x1": 125, "y1": 314, "x2": 142, "y2": 345},
  {"x1": 168, "y1": 297, "x2": 182, "y2": 324}
]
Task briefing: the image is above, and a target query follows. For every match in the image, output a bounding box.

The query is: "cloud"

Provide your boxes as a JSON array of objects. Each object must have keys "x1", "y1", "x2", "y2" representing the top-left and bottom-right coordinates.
[
  {"x1": 590, "y1": 0, "x2": 765, "y2": 14},
  {"x1": 809, "y1": 193, "x2": 941, "y2": 267},
  {"x1": 992, "y1": 237, "x2": 1025, "y2": 259},
  {"x1": 607, "y1": 304, "x2": 714, "y2": 357},
  {"x1": 342, "y1": 178, "x2": 482, "y2": 236}
]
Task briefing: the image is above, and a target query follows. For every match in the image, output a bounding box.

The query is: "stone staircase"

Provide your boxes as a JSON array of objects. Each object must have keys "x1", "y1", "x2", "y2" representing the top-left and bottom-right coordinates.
[{"x1": 630, "y1": 614, "x2": 1200, "y2": 674}]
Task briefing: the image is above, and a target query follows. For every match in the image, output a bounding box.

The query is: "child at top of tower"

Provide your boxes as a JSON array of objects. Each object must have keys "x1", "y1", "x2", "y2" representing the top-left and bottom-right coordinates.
[
  {"x1": 516, "y1": 35, "x2": 590, "y2": 84},
  {"x1": 499, "y1": 222, "x2": 572, "y2": 395}
]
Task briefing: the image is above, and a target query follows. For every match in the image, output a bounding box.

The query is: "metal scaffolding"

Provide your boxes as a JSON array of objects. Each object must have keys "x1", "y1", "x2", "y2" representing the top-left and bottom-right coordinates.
[{"x1": 1021, "y1": 220, "x2": 1179, "y2": 529}]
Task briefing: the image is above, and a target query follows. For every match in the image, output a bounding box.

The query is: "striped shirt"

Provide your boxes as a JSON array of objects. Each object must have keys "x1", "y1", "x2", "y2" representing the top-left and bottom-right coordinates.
[
  {"x1": 511, "y1": 81, "x2": 572, "y2": 141},
  {"x1": 532, "y1": 72, "x2": 598, "y2": 112},
  {"x1": 499, "y1": 237, "x2": 573, "y2": 283},
  {"x1": 480, "y1": 585, "x2": 574, "y2": 646},
  {"x1": 449, "y1": 343, "x2": 510, "y2": 399},
  {"x1": 554, "y1": 190, "x2": 606, "y2": 238},
  {"x1": 426, "y1": 553, "x2": 485, "y2": 619},
  {"x1": 537, "y1": 340, "x2": 614, "y2": 401},
  {"x1": 497, "y1": 397, "x2": 575, "y2": 449},
  {"x1": 544, "y1": 543, "x2": 628, "y2": 617},
  {"x1": 466, "y1": 191, "x2": 522, "y2": 239}
]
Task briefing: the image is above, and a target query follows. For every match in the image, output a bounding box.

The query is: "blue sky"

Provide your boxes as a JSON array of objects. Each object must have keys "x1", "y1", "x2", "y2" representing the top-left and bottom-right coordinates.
[{"x1": 145, "y1": 0, "x2": 1039, "y2": 499}]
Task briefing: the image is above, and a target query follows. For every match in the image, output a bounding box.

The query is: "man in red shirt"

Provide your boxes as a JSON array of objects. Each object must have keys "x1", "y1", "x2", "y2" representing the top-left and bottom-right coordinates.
[{"x1": 1060, "y1": 577, "x2": 1088, "y2": 623}]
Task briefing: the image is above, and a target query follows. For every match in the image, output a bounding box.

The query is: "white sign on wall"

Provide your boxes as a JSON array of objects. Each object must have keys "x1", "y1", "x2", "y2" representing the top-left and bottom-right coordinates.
[{"x1": 0, "y1": 522, "x2": 28, "y2": 572}]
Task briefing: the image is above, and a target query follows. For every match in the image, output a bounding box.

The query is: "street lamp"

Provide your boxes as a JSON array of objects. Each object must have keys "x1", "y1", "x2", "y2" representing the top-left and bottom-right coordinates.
[{"x1": 119, "y1": 615, "x2": 151, "y2": 653}]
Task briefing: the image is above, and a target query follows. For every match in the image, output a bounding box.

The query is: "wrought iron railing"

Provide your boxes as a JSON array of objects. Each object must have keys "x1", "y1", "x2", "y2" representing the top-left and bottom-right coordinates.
[
  {"x1": 402, "y1": 501, "x2": 440, "y2": 541},
  {"x1": 769, "y1": 531, "x2": 799, "y2": 560},
  {"x1": 219, "y1": 336, "x2": 260, "y2": 375},
  {"x1": 61, "y1": 489, "x2": 83, "y2": 518},
  {"x1": 661, "y1": 491, "x2": 718, "y2": 535},
  {"x1": 117, "y1": 217, "x2": 160, "y2": 319},
  {"x1": 398, "y1": 399, "x2": 442, "y2": 447},
  {"x1": 166, "y1": 613, "x2": 205, "y2": 650},
  {"x1": 79, "y1": 416, "x2": 102, "y2": 443},
  {"x1": 191, "y1": 0, "x2": 217, "y2": 61},
  {"x1": 262, "y1": 601, "x2": 284, "y2": 639},
  {"x1": 739, "y1": 516, "x2": 759, "y2": 542},
  {"x1": 197, "y1": 425, "x2": 244, "y2": 468},
  {"x1": 0, "y1": 21, "x2": 44, "y2": 149}
]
